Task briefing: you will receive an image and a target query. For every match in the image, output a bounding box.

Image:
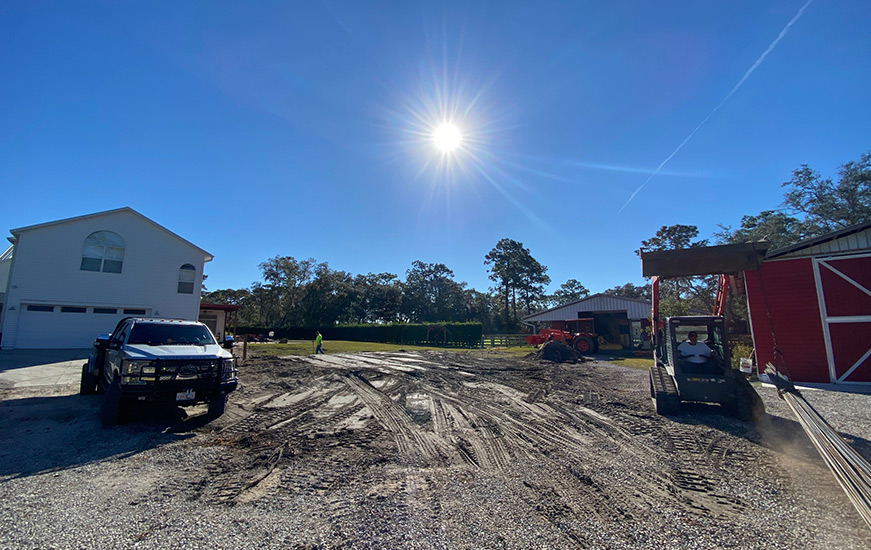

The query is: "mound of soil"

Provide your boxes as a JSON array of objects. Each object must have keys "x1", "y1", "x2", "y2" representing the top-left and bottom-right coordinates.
[{"x1": 531, "y1": 340, "x2": 582, "y2": 363}]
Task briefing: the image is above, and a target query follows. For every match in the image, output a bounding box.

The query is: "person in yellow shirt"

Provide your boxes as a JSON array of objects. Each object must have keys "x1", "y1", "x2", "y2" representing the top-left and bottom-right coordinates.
[{"x1": 314, "y1": 331, "x2": 325, "y2": 354}]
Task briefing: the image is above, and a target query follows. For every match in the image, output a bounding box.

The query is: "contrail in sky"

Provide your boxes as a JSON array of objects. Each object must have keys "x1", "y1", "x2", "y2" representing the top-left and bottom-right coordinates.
[{"x1": 618, "y1": 0, "x2": 814, "y2": 213}]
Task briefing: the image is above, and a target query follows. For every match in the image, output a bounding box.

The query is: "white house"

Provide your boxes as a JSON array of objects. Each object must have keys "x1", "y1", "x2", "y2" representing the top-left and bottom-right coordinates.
[{"x1": 0, "y1": 207, "x2": 212, "y2": 349}]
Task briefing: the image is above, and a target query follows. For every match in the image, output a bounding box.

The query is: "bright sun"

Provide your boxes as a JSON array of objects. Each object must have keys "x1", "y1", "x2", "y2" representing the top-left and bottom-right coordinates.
[{"x1": 433, "y1": 122, "x2": 462, "y2": 152}]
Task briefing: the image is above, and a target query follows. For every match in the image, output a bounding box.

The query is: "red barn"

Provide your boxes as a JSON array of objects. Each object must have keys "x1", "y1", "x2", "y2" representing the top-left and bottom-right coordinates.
[{"x1": 745, "y1": 222, "x2": 871, "y2": 389}]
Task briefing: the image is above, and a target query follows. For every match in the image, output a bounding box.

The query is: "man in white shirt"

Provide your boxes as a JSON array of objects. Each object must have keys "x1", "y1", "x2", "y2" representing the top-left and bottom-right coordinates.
[{"x1": 677, "y1": 331, "x2": 712, "y2": 364}]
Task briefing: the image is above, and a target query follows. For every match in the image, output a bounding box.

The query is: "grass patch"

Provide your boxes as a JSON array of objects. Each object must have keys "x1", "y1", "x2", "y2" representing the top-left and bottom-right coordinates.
[
  {"x1": 247, "y1": 340, "x2": 539, "y2": 358},
  {"x1": 248, "y1": 340, "x2": 470, "y2": 357},
  {"x1": 598, "y1": 355, "x2": 654, "y2": 370}
]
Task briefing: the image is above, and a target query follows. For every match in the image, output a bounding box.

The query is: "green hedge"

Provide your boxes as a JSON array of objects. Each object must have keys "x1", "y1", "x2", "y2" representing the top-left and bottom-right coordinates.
[{"x1": 236, "y1": 322, "x2": 483, "y2": 348}]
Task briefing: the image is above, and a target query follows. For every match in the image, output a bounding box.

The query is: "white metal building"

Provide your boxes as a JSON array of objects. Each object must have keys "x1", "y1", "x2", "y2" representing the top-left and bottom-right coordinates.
[
  {"x1": 523, "y1": 293, "x2": 652, "y2": 349},
  {"x1": 0, "y1": 207, "x2": 212, "y2": 349}
]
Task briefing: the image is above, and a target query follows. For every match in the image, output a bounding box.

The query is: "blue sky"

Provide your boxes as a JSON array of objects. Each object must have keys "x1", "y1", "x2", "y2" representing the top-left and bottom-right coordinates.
[{"x1": 2, "y1": 1, "x2": 869, "y2": 295}]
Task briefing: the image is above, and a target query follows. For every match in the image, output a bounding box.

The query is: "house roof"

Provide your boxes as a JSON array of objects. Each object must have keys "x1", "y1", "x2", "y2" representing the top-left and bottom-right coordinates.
[
  {"x1": 522, "y1": 293, "x2": 651, "y2": 322},
  {"x1": 0, "y1": 245, "x2": 12, "y2": 262},
  {"x1": 765, "y1": 220, "x2": 871, "y2": 259},
  {"x1": 9, "y1": 207, "x2": 213, "y2": 261}
]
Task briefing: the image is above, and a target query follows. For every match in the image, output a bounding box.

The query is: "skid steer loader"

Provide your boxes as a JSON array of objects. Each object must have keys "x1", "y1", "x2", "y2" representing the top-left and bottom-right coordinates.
[{"x1": 641, "y1": 242, "x2": 768, "y2": 421}]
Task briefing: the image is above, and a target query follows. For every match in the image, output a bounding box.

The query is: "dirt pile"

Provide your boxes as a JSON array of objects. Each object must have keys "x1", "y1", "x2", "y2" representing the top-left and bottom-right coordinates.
[{"x1": 530, "y1": 340, "x2": 583, "y2": 362}]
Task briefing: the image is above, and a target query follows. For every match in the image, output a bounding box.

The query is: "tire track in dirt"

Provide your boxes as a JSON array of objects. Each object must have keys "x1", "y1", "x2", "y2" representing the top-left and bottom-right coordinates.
[
  {"x1": 192, "y1": 353, "x2": 774, "y2": 525},
  {"x1": 342, "y1": 372, "x2": 445, "y2": 464},
  {"x1": 350, "y1": 355, "x2": 752, "y2": 524}
]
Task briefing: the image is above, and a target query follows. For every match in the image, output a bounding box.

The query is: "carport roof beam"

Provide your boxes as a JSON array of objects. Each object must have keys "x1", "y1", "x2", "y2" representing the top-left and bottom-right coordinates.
[{"x1": 640, "y1": 242, "x2": 769, "y2": 278}]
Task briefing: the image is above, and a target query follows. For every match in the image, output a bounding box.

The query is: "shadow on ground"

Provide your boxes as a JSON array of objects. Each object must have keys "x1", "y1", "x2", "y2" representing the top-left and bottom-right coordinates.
[
  {"x1": 0, "y1": 349, "x2": 91, "y2": 370},
  {"x1": 666, "y1": 401, "x2": 871, "y2": 465},
  {"x1": 0, "y1": 392, "x2": 213, "y2": 479}
]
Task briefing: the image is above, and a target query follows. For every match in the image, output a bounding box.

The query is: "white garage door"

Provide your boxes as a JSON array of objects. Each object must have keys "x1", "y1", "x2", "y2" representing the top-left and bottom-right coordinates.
[{"x1": 14, "y1": 305, "x2": 150, "y2": 349}]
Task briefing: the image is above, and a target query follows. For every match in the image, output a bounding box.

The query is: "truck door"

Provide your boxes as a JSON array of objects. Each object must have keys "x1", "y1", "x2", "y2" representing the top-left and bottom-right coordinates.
[{"x1": 105, "y1": 321, "x2": 131, "y2": 381}]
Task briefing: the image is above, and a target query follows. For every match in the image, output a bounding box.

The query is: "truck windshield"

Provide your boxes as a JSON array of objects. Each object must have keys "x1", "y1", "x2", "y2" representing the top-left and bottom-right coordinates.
[{"x1": 128, "y1": 324, "x2": 216, "y2": 346}]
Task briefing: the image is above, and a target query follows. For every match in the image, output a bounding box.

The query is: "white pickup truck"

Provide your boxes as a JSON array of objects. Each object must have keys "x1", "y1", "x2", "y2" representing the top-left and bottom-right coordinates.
[{"x1": 80, "y1": 317, "x2": 238, "y2": 426}]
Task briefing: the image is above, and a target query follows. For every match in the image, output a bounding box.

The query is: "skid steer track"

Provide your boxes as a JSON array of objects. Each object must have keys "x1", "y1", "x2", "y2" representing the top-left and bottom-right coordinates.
[{"x1": 649, "y1": 364, "x2": 680, "y2": 415}]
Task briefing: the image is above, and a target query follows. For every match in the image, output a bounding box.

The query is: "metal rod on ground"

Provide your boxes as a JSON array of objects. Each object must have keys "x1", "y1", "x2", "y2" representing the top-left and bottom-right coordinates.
[{"x1": 767, "y1": 364, "x2": 871, "y2": 529}]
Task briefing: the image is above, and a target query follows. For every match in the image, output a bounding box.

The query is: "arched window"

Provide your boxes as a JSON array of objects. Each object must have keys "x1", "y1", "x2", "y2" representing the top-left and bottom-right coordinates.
[
  {"x1": 81, "y1": 231, "x2": 125, "y2": 273},
  {"x1": 178, "y1": 264, "x2": 196, "y2": 294}
]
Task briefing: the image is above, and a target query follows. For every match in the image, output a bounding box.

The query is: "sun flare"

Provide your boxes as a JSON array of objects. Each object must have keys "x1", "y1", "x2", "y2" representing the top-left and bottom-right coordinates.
[{"x1": 433, "y1": 122, "x2": 462, "y2": 152}]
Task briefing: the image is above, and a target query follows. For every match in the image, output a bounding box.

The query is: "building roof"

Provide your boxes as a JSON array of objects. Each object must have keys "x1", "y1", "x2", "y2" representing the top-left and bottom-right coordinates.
[
  {"x1": 8, "y1": 207, "x2": 213, "y2": 261},
  {"x1": 0, "y1": 245, "x2": 12, "y2": 262},
  {"x1": 766, "y1": 220, "x2": 871, "y2": 260},
  {"x1": 522, "y1": 293, "x2": 651, "y2": 322}
]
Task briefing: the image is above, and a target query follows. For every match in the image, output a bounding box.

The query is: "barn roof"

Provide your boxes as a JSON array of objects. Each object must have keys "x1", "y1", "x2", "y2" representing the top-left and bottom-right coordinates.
[
  {"x1": 766, "y1": 220, "x2": 871, "y2": 260},
  {"x1": 522, "y1": 293, "x2": 651, "y2": 322}
]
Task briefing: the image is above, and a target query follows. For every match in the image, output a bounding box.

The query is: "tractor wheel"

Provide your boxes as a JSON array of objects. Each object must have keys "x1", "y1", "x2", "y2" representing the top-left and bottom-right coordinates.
[
  {"x1": 101, "y1": 376, "x2": 124, "y2": 426},
  {"x1": 208, "y1": 394, "x2": 228, "y2": 419},
  {"x1": 79, "y1": 363, "x2": 98, "y2": 395},
  {"x1": 573, "y1": 337, "x2": 594, "y2": 354}
]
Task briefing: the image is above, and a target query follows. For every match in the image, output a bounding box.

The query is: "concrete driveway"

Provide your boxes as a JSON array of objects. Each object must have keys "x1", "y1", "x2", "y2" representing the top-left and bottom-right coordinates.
[{"x1": 0, "y1": 349, "x2": 91, "y2": 388}]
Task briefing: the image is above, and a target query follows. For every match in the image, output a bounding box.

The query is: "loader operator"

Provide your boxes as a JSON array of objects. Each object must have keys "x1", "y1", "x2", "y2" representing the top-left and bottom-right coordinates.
[{"x1": 677, "y1": 331, "x2": 712, "y2": 364}]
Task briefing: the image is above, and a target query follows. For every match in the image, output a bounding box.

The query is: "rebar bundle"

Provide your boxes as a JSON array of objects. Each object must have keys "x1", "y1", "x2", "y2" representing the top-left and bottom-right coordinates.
[{"x1": 768, "y1": 365, "x2": 871, "y2": 529}]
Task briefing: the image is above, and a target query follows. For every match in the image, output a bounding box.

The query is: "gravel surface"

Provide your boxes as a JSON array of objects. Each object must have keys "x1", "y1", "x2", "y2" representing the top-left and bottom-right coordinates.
[{"x1": 1, "y1": 350, "x2": 870, "y2": 549}]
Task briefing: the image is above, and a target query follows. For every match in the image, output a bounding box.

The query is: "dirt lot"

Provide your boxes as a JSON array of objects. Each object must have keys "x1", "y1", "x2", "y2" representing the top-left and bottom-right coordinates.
[{"x1": 1, "y1": 350, "x2": 871, "y2": 549}]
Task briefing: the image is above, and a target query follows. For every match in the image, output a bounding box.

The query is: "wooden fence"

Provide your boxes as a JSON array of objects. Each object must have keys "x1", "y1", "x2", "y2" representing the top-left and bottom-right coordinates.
[{"x1": 481, "y1": 334, "x2": 531, "y2": 348}]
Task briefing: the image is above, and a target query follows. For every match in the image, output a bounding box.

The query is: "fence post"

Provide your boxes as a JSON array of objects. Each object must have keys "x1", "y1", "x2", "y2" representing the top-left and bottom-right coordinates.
[{"x1": 242, "y1": 334, "x2": 248, "y2": 362}]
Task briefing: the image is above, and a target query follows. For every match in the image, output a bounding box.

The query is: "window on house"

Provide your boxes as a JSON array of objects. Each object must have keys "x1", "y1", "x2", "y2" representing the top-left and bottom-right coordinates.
[
  {"x1": 60, "y1": 306, "x2": 87, "y2": 313},
  {"x1": 123, "y1": 308, "x2": 147, "y2": 315},
  {"x1": 178, "y1": 264, "x2": 196, "y2": 294},
  {"x1": 81, "y1": 231, "x2": 126, "y2": 273},
  {"x1": 93, "y1": 308, "x2": 117, "y2": 314},
  {"x1": 26, "y1": 305, "x2": 55, "y2": 312}
]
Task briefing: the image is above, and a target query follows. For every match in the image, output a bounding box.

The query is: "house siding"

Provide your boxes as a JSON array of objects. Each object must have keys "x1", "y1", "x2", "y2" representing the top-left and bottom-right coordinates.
[{"x1": 1, "y1": 210, "x2": 208, "y2": 349}]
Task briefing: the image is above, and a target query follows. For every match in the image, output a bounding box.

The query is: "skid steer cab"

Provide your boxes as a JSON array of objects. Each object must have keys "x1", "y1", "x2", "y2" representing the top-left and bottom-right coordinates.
[{"x1": 649, "y1": 316, "x2": 762, "y2": 421}]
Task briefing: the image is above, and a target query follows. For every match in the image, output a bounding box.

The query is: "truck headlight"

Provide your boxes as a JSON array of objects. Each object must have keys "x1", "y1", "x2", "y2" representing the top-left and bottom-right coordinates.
[
  {"x1": 220, "y1": 358, "x2": 236, "y2": 381},
  {"x1": 122, "y1": 360, "x2": 155, "y2": 376}
]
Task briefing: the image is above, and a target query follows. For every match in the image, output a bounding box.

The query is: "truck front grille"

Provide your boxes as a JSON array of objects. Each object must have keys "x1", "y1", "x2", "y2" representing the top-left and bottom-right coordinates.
[{"x1": 156, "y1": 359, "x2": 219, "y2": 383}]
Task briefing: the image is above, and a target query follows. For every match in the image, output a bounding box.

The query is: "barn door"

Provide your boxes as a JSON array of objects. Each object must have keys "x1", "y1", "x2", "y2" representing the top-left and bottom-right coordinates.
[{"x1": 813, "y1": 253, "x2": 871, "y2": 385}]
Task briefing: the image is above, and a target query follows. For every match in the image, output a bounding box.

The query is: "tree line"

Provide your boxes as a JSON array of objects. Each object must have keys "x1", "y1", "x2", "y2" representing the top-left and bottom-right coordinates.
[{"x1": 204, "y1": 152, "x2": 870, "y2": 333}]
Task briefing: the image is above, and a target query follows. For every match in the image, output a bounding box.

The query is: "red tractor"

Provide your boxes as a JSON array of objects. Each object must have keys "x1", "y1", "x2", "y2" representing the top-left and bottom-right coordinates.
[{"x1": 525, "y1": 318, "x2": 599, "y2": 353}]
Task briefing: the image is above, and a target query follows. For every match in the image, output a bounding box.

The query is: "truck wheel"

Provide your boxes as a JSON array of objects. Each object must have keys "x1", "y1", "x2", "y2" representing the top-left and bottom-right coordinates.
[
  {"x1": 101, "y1": 376, "x2": 124, "y2": 426},
  {"x1": 79, "y1": 363, "x2": 98, "y2": 395},
  {"x1": 208, "y1": 394, "x2": 227, "y2": 418},
  {"x1": 573, "y1": 337, "x2": 594, "y2": 354}
]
